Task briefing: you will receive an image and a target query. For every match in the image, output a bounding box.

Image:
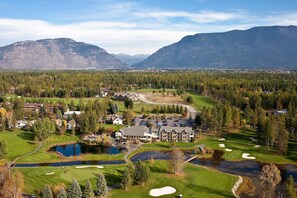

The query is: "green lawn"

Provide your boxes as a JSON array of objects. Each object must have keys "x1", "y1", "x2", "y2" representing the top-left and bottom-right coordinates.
[
  {"x1": 198, "y1": 130, "x2": 297, "y2": 165},
  {"x1": 17, "y1": 161, "x2": 236, "y2": 198},
  {"x1": 190, "y1": 93, "x2": 216, "y2": 111},
  {"x1": 0, "y1": 130, "x2": 37, "y2": 162}
]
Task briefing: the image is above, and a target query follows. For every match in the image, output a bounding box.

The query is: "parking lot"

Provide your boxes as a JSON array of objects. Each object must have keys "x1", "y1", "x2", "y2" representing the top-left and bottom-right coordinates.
[{"x1": 133, "y1": 115, "x2": 193, "y2": 128}]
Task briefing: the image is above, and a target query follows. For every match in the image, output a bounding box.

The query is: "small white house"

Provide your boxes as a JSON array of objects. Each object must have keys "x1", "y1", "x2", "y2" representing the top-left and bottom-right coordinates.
[
  {"x1": 16, "y1": 120, "x2": 28, "y2": 129},
  {"x1": 112, "y1": 117, "x2": 123, "y2": 125},
  {"x1": 63, "y1": 111, "x2": 82, "y2": 118}
]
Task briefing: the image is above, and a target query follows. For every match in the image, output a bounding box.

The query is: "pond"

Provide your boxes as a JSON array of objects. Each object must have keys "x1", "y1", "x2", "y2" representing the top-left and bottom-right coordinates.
[
  {"x1": 14, "y1": 150, "x2": 297, "y2": 183},
  {"x1": 48, "y1": 143, "x2": 122, "y2": 157}
]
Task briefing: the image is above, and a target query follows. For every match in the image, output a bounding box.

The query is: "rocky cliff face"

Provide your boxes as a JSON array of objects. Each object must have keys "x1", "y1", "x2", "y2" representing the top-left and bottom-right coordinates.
[{"x1": 0, "y1": 38, "x2": 127, "y2": 70}]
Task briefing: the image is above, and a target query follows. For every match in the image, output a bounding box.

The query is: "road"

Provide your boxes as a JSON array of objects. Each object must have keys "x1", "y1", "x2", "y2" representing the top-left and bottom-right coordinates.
[{"x1": 137, "y1": 93, "x2": 198, "y2": 118}]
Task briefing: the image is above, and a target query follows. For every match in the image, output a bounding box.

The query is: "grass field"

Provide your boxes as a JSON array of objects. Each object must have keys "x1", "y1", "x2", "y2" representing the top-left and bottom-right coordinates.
[
  {"x1": 198, "y1": 129, "x2": 297, "y2": 165},
  {"x1": 190, "y1": 93, "x2": 216, "y2": 111},
  {"x1": 17, "y1": 161, "x2": 236, "y2": 197},
  {"x1": 0, "y1": 130, "x2": 37, "y2": 162}
]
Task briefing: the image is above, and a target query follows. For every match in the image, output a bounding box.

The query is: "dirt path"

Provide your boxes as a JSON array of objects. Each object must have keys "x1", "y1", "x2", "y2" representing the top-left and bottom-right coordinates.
[
  {"x1": 7, "y1": 141, "x2": 43, "y2": 168},
  {"x1": 137, "y1": 93, "x2": 197, "y2": 118}
]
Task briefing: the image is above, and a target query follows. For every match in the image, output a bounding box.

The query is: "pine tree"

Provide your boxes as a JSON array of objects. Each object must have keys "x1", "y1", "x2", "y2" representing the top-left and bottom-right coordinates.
[
  {"x1": 286, "y1": 175, "x2": 297, "y2": 198},
  {"x1": 95, "y1": 173, "x2": 108, "y2": 197},
  {"x1": 82, "y1": 180, "x2": 94, "y2": 198},
  {"x1": 0, "y1": 139, "x2": 8, "y2": 159},
  {"x1": 121, "y1": 168, "x2": 132, "y2": 190},
  {"x1": 41, "y1": 185, "x2": 53, "y2": 198},
  {"x1": 134, "y1": 160, "x2": 150, "y2": 187},
  {"x1": 57, "y1": 187, "x2": 67, "y2": 198},
  {"x1": 67, "y1": 179, "x2": 82, "y2": 198}
]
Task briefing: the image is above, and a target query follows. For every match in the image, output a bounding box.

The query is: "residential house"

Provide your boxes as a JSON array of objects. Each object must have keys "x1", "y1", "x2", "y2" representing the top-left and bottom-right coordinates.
[
  {"x1": 159, "y1": 126, "x2": 194, "y2": 143},
  {"x1": 16, "y1": 120, "x2": 28, "y2": 129},
  {"x1": 63, "y1": 111, "x2": 82, "y2": 119},
  {"x1": 112, "y1": 117, "x2": 123, "y2": 125},
  {"x1": 67, "y1": 119, "x2": 76, "y2": 130}
]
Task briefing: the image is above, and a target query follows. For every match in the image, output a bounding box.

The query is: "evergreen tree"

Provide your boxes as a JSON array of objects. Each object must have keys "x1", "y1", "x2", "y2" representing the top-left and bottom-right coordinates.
[
  {"x1": 32, "y1": 117, "x2": 56, "y2": 141},
  {"x1": 41, "y1": 185, "x2": 53, "y2": 198},
  {"x1": 57, "y1": 187, "x2": 67, "y2": 198},
  {"x1": 134, "y1": 160, "x2": 150, "y2": 186},
  {"x1": 82, "y1": 180, "x2": 94, "y2": 198},
  {"x1": 95, "y1": 173, "x2": 108, "y2": 197},
  {"x1": 0, "y1": 139, "x2": 8, "y2": 160},
  {"x1": 121, "y1": 168, "x2": 133, "y2": 191},
  {"x1": 286, "y1": 175, "x2": 297, "y2": 198},
  {"x1": 67, "y1": 179, "x2": 82, "y2": 198}
]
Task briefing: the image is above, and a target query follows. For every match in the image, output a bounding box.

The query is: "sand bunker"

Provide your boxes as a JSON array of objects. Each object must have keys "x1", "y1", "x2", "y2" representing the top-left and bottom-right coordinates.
[
  {"x1": 219, "y1": 144, "x2": 225, "y2": 148},
  {"x1": 218, "y1": 138, "x2": 225, "y2": 141},
  {"x1": 225, "y1": 148, "x2": 232, "y2": 152},
  {"x1": 149, "y1": 186, "x2": 176, "y2": 197},
  {"x1": 46, "y1": 172, "x2": 55, "y2": 175},
  {"x1": 254, "y1": 145, "x2": 261, "y2": 148},
  {"x1": 249, "y1": 137, "x2": 257, "y2": 142},
  {"x1": 242, "y1": 153, "x2": 256, "y2": 159},
  {"x1": 75, "y1": 165, "x2": 103, "y2": 169}
]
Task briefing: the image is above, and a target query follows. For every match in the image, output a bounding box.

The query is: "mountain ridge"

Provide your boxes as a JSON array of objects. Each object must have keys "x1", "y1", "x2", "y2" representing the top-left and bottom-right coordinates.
[
  {"x1": 0, "y1": 38, "x2": 127, "y2": 70},
  {"x1": 134, "y1": 25, "x2": 297, "y2": 69}
]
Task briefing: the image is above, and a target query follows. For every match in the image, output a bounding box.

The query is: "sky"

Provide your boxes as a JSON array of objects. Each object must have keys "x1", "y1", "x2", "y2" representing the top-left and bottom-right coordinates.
[{"x1": 0, "y1": 0, "x2": 297, "y2": 54}]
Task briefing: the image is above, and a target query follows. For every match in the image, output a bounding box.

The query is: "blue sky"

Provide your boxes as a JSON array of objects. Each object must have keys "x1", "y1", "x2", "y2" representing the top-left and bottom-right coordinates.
[{"x1": 0, "y1": 0, "x2": 297, "y2": 54}]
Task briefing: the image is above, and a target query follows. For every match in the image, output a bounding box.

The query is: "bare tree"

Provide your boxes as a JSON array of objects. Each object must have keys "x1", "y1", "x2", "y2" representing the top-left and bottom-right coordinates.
[
  {"x1": 170, "y1": 149, "x2": 185, "y2": 175},
  {"x1": 259, "y1": 163, "x2": 281, "y2": 198}
]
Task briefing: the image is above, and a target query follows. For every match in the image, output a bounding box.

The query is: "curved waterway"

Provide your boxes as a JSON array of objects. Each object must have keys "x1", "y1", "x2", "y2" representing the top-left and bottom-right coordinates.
[{"x1": 14, "y1": 150, "x2": 297, "y2": 182}]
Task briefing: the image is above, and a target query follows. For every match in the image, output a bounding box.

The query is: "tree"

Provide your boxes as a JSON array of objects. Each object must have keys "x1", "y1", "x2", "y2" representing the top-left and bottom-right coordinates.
[
  {"x1": 134, "y1": 160, "x2": 150, "y2": 186},
  {"x1": 186, "y1": 96, "x2": 193, "y2": 104},
  {"x1": 170, "y1": 149, "x2": 185, "y2": 175},
  {"x1": 259, "y1": 164, "x2": 281, "y2": 198},
  {"x1": 33, "y1": 117, "x2": 56, "y2": 141},
  {"x1": 121, "y1": 168, "x2": 133, "y2": 191},
  {"x1": 95, "y1": 173, "x2": 108, "y2": 197},
  {"x1": 124, "y1": 99, "x2": 133, "y2": 109},
  {"x1": 13, "y1": 98, "x2": 24, "y2": 120},
  {"x1": 0, "y1": 139, "x2": 8, "y2": 160},
  {"x1": 41, "y1": 185, "x2": 53, "y2": 198},
  {"x1": 0, "y1": 108, "x2": 7, "y2": 130},
  {"x1": 123, "y1": 110, "x2": 134, "y2": 125},
  {"x1": 286, "y1": 175, "x2": 297, "y2": 198},
  {"x1": 57, "y1": 187, "x2": 67, "y2": 198},
  {"x1": 82, "y1": 180, "x2": 94, "y2": 198},
  {"x1": 0, "y1": 167, "x2": 24, "y2": 198},
  {"x1": 67, "y1": 179, "x2": 82, "y2": 198}
]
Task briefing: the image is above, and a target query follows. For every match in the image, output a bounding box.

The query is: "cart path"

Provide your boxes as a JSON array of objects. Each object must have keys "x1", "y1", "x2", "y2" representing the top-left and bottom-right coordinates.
[{"x1": 8, "y1": 141, "x2": 43, "y2": 168}]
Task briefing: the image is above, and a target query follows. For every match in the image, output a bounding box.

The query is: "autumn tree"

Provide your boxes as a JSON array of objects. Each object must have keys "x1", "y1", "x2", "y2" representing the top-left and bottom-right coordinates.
[
  {"x1": 0, "y1": 167, "x2": 24, "y2": 198},
  {"x1": 123, "y1": 110, "x2": 134, "y2": 125},
  {"x1": 170, "y1": 149, "x2": 185, "y2": 175},
  {"x1": 259, "y1": 164, "x2": 281, "y2": 198}
]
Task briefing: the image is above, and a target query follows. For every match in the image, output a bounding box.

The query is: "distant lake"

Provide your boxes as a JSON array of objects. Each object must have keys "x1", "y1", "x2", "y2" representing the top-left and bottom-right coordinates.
[{"x1": 49, "y1": 143, "x2": 122, "y2": 157}]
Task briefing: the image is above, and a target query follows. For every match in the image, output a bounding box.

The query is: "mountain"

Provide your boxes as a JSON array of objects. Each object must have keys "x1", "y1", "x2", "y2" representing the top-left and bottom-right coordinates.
[
  {"x1": 112, "y1": 53, "x2": 150, "y2": 66},
  {"x1": 135, "y1": 26, "x2": 297, "y2": 69},
  {"x1": 0, "y1": 38, "x2": 127, "y2": 70}
]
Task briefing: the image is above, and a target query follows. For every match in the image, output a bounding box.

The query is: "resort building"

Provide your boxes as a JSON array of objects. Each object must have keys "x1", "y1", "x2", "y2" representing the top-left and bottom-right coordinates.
[{"x1": 159, "y1": 126, "x2": 194, "y2": 142}]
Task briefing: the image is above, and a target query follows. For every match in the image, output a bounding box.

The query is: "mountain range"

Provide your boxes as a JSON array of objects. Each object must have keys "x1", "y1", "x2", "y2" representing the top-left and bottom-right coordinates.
[
  {"x1": 0, "y1": 38, "x2": 126, "y2": 70},
  {"x1": 112, "y1": 53, "x2": 150, "y2": 66},
  {"x1": 135, "y1": 26, "x2": 297, "y2": 69},
  {"x1": 1, "y1": 26, "x2": 297, "y2": 70}
]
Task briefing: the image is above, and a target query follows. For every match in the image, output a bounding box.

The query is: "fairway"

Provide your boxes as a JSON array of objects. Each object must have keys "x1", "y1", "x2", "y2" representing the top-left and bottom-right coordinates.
[
  {"x1": 0, "y1": 130, "x2": 37, "y2": 162},
  {"x1": 190, "y1": 93, "x2": 216, "y2": 111},
  {"x1": 17, "y1": 161, "x2": 236, "y2": 198},
  {"x1": 198, "y1": 130, "x2": 297, "y2": 165}
]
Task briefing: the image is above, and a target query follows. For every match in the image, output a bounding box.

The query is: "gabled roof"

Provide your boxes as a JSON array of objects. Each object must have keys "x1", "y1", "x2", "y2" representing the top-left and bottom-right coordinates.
[
  {"x1": 159, "y1": 126, "x2": 193, "y2": 134},
  {"x1": 120, "y1": 126, "x2": 149, "y2": 137}
]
